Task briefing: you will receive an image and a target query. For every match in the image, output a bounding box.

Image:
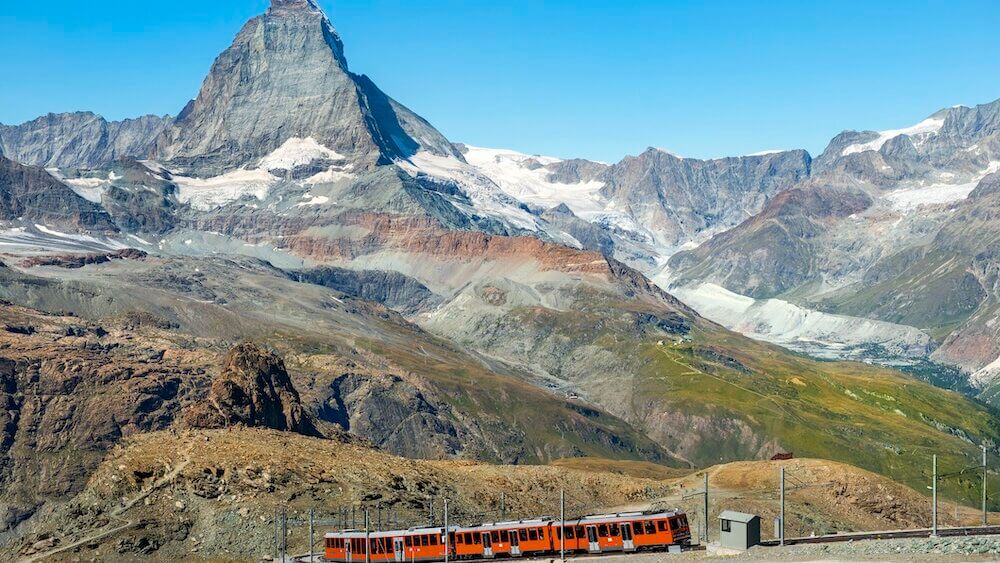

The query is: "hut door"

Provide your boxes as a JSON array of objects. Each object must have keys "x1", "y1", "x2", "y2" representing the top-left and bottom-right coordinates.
[
  {"x1": 621, "y1": 523, "x2": 634, "y2": 552},
  {"x1": 586, "y1": 526, "x2": 600, "y2": 553}
]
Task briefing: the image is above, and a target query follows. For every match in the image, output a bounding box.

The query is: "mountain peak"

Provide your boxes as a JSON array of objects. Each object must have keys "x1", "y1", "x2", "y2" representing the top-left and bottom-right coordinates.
[{"x1": 269, "y1": 0, "x2": 324, "y2": 14}]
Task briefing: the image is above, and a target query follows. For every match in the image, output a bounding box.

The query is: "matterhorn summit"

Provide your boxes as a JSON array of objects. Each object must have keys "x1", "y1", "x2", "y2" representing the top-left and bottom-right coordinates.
[{"x1": 153, "y1": 0, "x2": 458, "y2": 175}]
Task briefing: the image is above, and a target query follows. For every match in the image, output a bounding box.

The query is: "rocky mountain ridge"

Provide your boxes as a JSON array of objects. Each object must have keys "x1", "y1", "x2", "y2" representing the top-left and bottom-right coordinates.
[
  {"x1": 0, "y1": 112, "x2": 171, "y2": 169},
  {"x1": 666, "y1": 99, "x2": 1000, "y2": 394}
]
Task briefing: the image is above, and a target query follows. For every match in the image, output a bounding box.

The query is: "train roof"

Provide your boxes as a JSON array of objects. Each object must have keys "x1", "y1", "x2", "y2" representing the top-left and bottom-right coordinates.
[
  {"x1": 460, "y1": 518, "x2": 554, "y2": 532},
  {"x1": 325, "y1": 526, "x2": 458, "y2": 539},
  {"x1": 567, "y1": 511, "x2": 685, "y2": 525}
]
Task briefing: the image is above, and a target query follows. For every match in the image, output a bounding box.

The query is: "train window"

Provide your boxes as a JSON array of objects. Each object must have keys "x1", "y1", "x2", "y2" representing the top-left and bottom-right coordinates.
[
  {"x1": 576, "y1": 526, "x2": 584, "y2": 538},
  {"x1": 519, "y1": 530, "x2": 528, "y2": 542},
  {"x1": 431, "y1": 535, "x2": 439, "y2": 546},
  {"x1": 670, "y1": 519, "x2": 680, "y2": 531},
  {"x1": 500, "y1": 530, "x2": 509, "y2": 542},
  {"x1": 611, "y1": 525, "x2": 620, "y2": 537},
  {"x1": 404, "y1": 536, "x2": 412, "y2": 547},
  {"x1": 632, "y1": 522, "x2": 644, "y2": 535},
  {"x1": 491, "y1": 531, "x2": 499, "y2": 543},
  {"x1": 644, "y1": 522, "x2": 656, "y2": 535},
  {"x1": 528, "y1": 529, "x2": 538, "y2": 541},
  {"x1": 598, "y1": 524, "x2": 609, "y2": 537},
  {"x1": 457, "y1": 533, "x2": 464, "y2": 545},
  {"x1": 658, "y1": 521, "x2": 668, "y2": 532},
  {"x1": 566, "y1": 527, "x2": 575, "y2": 539},
  {"x1": 465, "y1": 533, "x2": 474, "y2": 544},
  {"x1": 555, "y1": 528, "x2": 561, "y2": 539}
]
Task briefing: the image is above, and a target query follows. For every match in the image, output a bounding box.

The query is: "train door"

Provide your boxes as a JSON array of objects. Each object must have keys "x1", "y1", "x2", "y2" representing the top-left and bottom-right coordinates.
[
  {"x1": 621, "y1": 522, "x2": 635, "y2": 552},
  {"x1": 482, "y1": 532, "x2": 494, "y2": 558},
  {"x1": 393, "y1": 538, "x2": 404, "y2": 562},
  {"x1": 586, "y1": 526, "x2": 600, "y2": 553},
  {"x1": 346, "y1": 539, "x2": 353, "y2": 562},
  {"x1": 509, "y1": 529, "x2": 521, "y2": 556}
]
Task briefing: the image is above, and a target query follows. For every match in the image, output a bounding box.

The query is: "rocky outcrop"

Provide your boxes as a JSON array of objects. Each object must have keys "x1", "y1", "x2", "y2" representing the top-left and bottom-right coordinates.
[
  {"x1": 0, "y1": 156, "x2": 117, "y2": 231},
  {"x1": 0, "y1": 112, "x2": 171, "y2": 168},
  {"x1": 0, "y1": 305, "x2": 209, "y2": 532},
  {"x1": 291, "y1": 266, "x2": 441, "y2": 315},
  {"x1": 22, "y1": 248, "x2": 147, "y2": 269},
  {"x1": 152, "y1": 0, "x2": 458, "y2": 175},
  {"x1": 184, "y1": 343, "x2": 321, "y2": 437}
]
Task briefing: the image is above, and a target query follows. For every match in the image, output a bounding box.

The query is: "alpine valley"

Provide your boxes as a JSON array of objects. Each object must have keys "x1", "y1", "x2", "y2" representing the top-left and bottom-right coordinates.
[{"x1": 1, "y1": 1, "x2": 999, "y2": 559}]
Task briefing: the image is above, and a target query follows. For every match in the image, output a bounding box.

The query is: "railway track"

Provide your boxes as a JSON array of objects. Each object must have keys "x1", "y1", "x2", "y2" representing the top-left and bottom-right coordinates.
[
  {"x1": 760, "y1": 525, "x2": 1000, "y2": 547},
  {"x1": 292, "y1": 544, "x2": 706, "y2": 563}
]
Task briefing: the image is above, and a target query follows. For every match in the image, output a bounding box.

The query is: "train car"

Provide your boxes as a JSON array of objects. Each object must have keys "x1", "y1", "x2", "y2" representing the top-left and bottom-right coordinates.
[
  {"x1": 554, "y1": 511, "x2": 691, "y2": 554},
  {"x1": 324, "y1": 526, "x2": 458, "y2": 563},
  {"x1": 453, "y1": 518, "x2": 554, "y2": 558}
]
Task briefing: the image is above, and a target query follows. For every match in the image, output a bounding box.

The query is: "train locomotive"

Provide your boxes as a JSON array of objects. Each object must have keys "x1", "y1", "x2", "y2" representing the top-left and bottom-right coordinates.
[{"x1": 323, "y1": 510, "x2": 691, "y2": 562}]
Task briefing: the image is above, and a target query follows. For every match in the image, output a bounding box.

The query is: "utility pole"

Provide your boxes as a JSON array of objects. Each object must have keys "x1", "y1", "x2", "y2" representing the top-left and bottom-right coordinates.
[
  {"x1": 444, "y1": 499, "x2": 450, "y2": 563},
  {"x1": 430, "y1": 499, "x2": 435, "y2": 525},
  {"x1": 281, "y1": 506, "x2": 288, "y2": 563},
  {"x1": 274, "y1": 508, "x2": 280, "y2": 563},
  {"x1": 560, "y1": 489, "x2": 566, "y2": 563},
  {"x1": 779, "y1": 466, "x2": 785, "y2": 546},
  {"x1": 704, "y1": 473, "x2": 710, "y2": 544},
  {"x1": 932, "y1": 454, "x2": 938, "y2": 537},
  {"x1": 365, "y1": 508, "x2": 371, "y2": 563},
  {"x1": 500, "y1": 492, "x2": 506, "y2": 520},
  {"x1": 984, "y1": 445, "x2": 989, "y2": 527},
  {"x1": 309, "y1": 508, "x2": 315, "y2": 563}
]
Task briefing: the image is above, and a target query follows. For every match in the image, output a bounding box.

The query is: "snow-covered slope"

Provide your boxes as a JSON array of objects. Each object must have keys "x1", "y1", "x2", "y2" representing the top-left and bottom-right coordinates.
[
  {"x1": 459, "y1": 146, "x2": 607, "y2": 217},
  {"x1": 672, "y1": 283, "x2": 933, "y2": 360}
]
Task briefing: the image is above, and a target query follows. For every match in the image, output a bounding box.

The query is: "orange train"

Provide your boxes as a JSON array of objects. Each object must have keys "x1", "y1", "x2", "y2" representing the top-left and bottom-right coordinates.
[{"x1": 323, "y1": 511, "x2": 692, "y2": 562}]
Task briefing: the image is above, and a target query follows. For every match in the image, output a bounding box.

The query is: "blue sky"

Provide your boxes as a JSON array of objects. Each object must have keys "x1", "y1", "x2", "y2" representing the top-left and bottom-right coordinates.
[{"x1": 2, "y1": 0, "x2": 999, "y2": 162}]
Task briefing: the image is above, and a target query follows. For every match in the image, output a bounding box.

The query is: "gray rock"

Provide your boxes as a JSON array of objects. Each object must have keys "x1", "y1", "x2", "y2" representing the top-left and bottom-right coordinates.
[
  {"x1": 0, "y1": 156, "x2": 118, "y2": 231},
  {"x1": 0, "y1": 112, "x2": 171, "y2": 168},
  {"x1": 153, "y1": 0, "x2": 459, "y2": 175}
]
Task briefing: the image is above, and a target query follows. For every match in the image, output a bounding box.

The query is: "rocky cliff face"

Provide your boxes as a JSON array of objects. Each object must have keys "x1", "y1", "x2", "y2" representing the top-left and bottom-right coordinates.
[
  {"x1": 0, "y1": 112, "x2": 171, "y2": 168},
  {"x1": 0, "y1": 304, "x2": 211, "y2": 533},
  {"x1": 599, "y1": 148, "x2": 811, "y2": 247},
  {"x1": 152, "y1": 0, "x2": 458, "y2": 175},
  {"x1": 0, "y1": 156, "x2": 117, "y2": 231},
  {"x1": 184, "y1": 343, "x2": 321, "y2": 436}
]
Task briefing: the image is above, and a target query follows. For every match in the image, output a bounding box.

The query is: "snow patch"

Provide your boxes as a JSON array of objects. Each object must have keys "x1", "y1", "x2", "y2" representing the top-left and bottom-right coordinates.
[
  {"x1": 303, "y1": 167, "x2": 354, "y2": 185},
  {"x1": 173, "y1": 169, "x2": 278, "y2": 211},
  {"x1": 884, "y1": 161, "x2": 1000, "y2": 212},
  {"x1": 61, "y1": 177, "x2": 109, "y2": 203},
  {"x1": 297, "y1": 193, "x2": 330, "y2": 206},
  {"x1": 461, "y1": 145, "x2": 607, "y2": 218},
  {"x1": 971, "y1": 356, "x2": 1000, "y2": 388},
  {"x1": 258, "y1": 137, "x2": 346, "y2": 171},
  {"x1": 671, "y1": 283, "x2": 932, "y2": 358},
  {"x1": 841, "y1": 117, "x2": 945, "y2": 156},
  {"x1": 399, "y1": 150, "x2": 545, "y2": 232}
]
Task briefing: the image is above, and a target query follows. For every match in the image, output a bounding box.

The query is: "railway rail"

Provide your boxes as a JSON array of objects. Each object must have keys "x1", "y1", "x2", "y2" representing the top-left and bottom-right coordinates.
[{"x1": 760, "y1": 525, "x2": 1000, "y2": 547}]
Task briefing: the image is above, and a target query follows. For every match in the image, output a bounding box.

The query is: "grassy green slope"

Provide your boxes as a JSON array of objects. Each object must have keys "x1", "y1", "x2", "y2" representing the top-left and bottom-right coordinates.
[{"x1": 638, "y1": 325, "x2": 1000, "y2": 506}]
